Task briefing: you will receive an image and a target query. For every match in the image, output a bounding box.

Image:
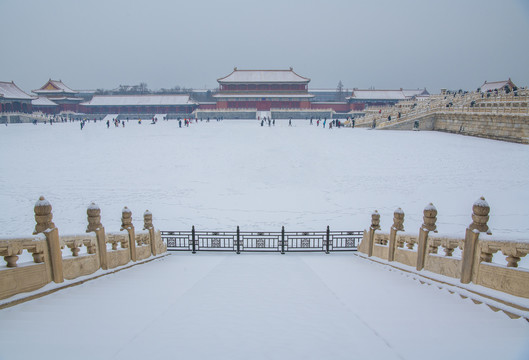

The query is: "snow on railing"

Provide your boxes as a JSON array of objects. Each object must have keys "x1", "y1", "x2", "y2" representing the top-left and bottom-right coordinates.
[
  {"x1": 358, "y1": 197, "x2": 529, "y2": 301},
  {"x1": 0, "y1": 197, "x2": 166, "y2": 302}
]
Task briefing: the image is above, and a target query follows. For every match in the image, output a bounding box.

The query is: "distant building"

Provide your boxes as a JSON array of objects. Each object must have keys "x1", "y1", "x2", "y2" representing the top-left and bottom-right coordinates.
[
  {"x1": 347, "y1": 88, "x2": 429, "y2": 110},
  {"x1": 32, "y1": 79, "x2": 84, "y2": 113},
  {"x1": 213, "y1": 68, "x2": 314, "y2": 111},
  {"x1": 80, "y1": 94, "x2": 197, "y2": 115},
  {"x1": 0, "y1": 81, "x2": 34, "y2": 113},
  {"x1": 310, "y1": 89, "x2": 348, "y2": 102},
  {"x1": 479, "y1": 79, "x2": 517, "y2": 93},
  {"x1": 31, "y1": 96, "x2": 59, "y2": 114}
]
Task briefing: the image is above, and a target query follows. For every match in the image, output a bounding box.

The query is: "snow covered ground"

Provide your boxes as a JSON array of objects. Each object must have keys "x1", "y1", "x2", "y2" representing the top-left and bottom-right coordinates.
[
  {"x1": 1, "y1": 120, "x2": 529, "y2": 359},
  {"x1": 1, "y1": 119, "x2": 528, "y2": 241},
  {"x1": 0, "y1": 253, "x2": 528, "y2": 360}
]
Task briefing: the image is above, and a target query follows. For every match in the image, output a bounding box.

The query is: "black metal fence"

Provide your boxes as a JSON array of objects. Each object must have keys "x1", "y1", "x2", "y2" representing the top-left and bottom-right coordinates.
[{"x1": 161, "y1": 226, "x2": 362, "y2": 254}]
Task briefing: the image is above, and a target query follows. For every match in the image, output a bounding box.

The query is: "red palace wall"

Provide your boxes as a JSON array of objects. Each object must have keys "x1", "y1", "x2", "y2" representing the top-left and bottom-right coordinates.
[
  {"x1": 1, "y1": 101, "x2": 32, "y2": 113},
  {"x1": 350, "y1": 103, "x2": 366, "y2": 111},
  {"x1": 198, "y1": 103, "x2": 217, "y2": 110},
  {"x1": 59, "y1": 104, "x2": 80, "y2": 112},
  {"x1": 311, "y1": 102, "x2": 352, "y2": 112},
  {"x1": 300, "y1": 101, "x2": 311, "y2": 109},
  {"x1": 33, "y1": 106, "x2": 58, "y2": 114}
]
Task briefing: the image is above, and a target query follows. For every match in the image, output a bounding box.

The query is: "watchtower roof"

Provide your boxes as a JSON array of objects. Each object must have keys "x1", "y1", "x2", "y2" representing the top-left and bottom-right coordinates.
[{"x1": 33, "y1": 79, "x2": 78, "y2": 95}]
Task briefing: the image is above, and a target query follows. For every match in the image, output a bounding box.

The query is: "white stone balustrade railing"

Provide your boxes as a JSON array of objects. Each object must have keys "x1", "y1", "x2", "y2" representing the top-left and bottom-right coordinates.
[
  {"x1": 61, "y1": 234, "x2": 97, "y2": 257},
  {"x1": 358, "y1": 197, "x2": 529, "y2": 299},
  {"x1": 427, "y1": 237, "x2": 462, "y2": 257},
  {"x1": 135, "y1": 231, "x2": 150, "y2": 247},
  {"x1": 0, "y1": 197, "x2": 167, "y2": 301},
  {"x1": 0, "y1": 235, "x2": 47, "y2": 267},
  {"x1": 479, "y1": 239, "x2": 529, "y2": 268},
  {"x1": 355, "y1": 88, "x2": 529, "y2": 129},
  {"x1": 106, "y1": 233, "x2": 129, "y2": 250}
]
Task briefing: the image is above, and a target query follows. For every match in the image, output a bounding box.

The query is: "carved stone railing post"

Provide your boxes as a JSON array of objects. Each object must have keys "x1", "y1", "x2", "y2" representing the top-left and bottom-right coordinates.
[
  {"x1": 86, "y1": 202, "x2": 108, "y2": 270},
  {"x1": 416, "y1": 203, "x2": 438, "y2": 270},
  {"x1": 367, "y1": 210, "x2": 381, "y2": 257},
  {"x1": 33, "y1": 196, "x2": 55, "y2": 234},
  {"x1": 461, "y1": 197, "x2": 491, "y2": 284},
  {"x1": 388, "y1": 208, "x2": 404, "y2": 262},
  {"x1": 121, "y1": 207, "x2": 136, "y2": 262},
  {"x1": 468, "y1": 197, "x2": 492, "y2": 235},
  {"x1": 143, "y1": 210, "x2": 156, "y2": 256},
  {"x1": 33, "y1": 196, "x2": 63, "y2": 283}
]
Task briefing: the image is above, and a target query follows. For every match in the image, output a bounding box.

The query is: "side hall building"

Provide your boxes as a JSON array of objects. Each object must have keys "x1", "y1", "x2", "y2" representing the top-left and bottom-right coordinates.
[
  {"x1": 0, "y1": 81, "x2": 34, "y2": 113},
  {"x1": 80, "y1": 94, "x2": 197, "y2": 115},
  {"x1": 32, "y1": 79, "x2": 84, "y2": 113}
]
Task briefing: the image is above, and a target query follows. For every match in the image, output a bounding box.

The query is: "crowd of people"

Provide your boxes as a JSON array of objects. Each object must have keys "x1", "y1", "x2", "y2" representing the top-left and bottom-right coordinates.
[
  {"x1": 14, "y1": 115, "x2": 360, "y2": 130},
  {"x1": 257, "y1": 116, "x2": 355, "y2": 129}
]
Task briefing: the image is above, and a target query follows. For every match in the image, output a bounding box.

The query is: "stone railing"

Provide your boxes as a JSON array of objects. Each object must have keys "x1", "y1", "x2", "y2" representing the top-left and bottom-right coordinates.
[
  {"x1": 358, "y1": 198, "x2": 529, "y2": 299},
  {"x1": 357, "y1": 88, "x2": 529, "y2": 130},
  {"x1": 0, "y1": 197, "x2": 167, "y2": 301}
]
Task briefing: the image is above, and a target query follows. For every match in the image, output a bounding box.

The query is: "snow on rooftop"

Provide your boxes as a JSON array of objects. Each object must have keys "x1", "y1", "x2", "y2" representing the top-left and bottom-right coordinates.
[
  {"x1": 33, "y1": 79, "x2": 78, "y2": 94},
  {"x1": 480, "y1": 80, "x2": 515, "y2": 92},
  {"x1": 82, "y1": 94, "x2": 196, "y2": 106},
  {"x1": 0, "y1": 81, "x2": 34, "y2": 100},
  {"x1": 31, "y1": 97, "x2": 58, "y2": 106},
  {"x1": 218, "y1": 68, "x2": 310, "y2": 83},
  {"x1": 402, "y1": 88, "x2": 429, "y2": 98}
]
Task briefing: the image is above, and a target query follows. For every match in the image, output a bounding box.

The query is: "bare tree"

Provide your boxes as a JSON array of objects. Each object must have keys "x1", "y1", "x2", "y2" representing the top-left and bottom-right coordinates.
[
  {"x1": 139, "y1": 82, "x2": 149, "y2": 94},
  {"x1": 336, "y1": 80, "x2": 345, "y2": 102}
]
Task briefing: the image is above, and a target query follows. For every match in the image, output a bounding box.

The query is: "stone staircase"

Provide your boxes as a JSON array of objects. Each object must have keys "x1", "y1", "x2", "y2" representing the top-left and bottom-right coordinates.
[{"x1": 353, "y1": 88, "x2": 529, "y2": 143}]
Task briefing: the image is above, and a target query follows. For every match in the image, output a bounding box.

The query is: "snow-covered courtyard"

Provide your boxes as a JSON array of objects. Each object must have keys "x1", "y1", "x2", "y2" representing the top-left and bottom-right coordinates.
[
  {"x1": 1, "y1": 119, "x2": 528, "y2": 239},
  {"x1": 1, "y1": 120, "x2": 529, "y2": 359}
]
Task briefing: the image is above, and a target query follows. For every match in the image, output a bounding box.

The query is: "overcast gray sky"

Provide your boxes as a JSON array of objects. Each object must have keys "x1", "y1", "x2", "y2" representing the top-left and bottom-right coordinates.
[{"x1": 1, "y1": 0, "x2": 528, "y2": 93}]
